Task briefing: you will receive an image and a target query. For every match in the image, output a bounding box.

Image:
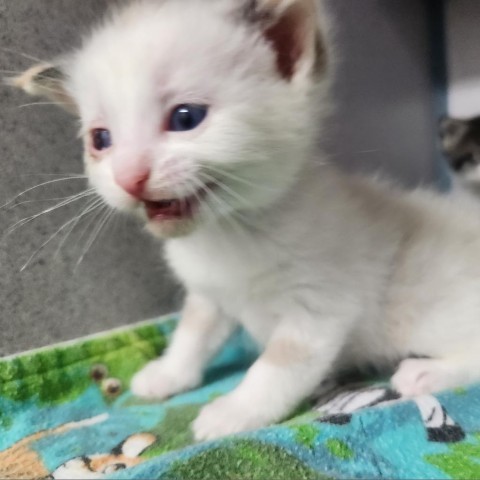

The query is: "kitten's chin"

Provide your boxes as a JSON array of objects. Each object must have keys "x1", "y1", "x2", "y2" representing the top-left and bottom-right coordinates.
[{"x1": 145, "y1": 217, "x2": 198, "y2": 239}]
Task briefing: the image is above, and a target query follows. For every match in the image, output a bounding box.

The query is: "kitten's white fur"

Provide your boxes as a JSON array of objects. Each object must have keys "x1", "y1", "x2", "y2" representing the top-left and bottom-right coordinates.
[{"x1": 14, "y1": 0, "x2": 480, "y2": 441}]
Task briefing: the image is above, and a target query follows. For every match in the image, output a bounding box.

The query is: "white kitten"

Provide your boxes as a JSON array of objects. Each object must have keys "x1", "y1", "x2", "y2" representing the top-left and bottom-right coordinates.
[{"x1": 13, "y1": 0, "x2": 480, "y2": 441}]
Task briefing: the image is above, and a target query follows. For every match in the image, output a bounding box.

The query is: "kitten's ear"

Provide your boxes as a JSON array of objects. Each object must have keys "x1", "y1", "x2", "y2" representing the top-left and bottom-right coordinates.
[
  {"x1": 8, "y1": 63, "x2": 78, "y2": 115},
  {"x1": 240, "y1": 0, "x2": 327, "y2": 82}
]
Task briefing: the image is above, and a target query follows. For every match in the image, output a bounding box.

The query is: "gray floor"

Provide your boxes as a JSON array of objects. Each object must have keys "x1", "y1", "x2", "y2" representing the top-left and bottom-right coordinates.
[{"x1": 0, "y1": 0, "x2": 441, "y2": 356}]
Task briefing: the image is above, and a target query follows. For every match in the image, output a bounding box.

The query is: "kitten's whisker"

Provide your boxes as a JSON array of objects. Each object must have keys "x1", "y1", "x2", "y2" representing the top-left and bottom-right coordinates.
[
  {"x1": 27, "y1": 78, "x2": 63, "y2": 88},
  {"x1": 20, "y1": 173, "x2": 87, "y2": 178},
  {"x1": 78, "y1": 207, "x2": 112, "y2": 265},
  {"x1": 17, "y1": 101, "x2": 69, "y2": 109},
  {"x1": 202, "y1": 177, "x2": 267, "y2": 241},
  {"x1": 0, "y1": 46, "x2": 48, "y2": 64},
  {"x1": 194, "y1": 177, "x2": 249, "y2": 238},
  {"x1": 198, "y1": 171, "x2": 255, "y2": 209},
  {"x1": 54, "y1": 197, "x2": 104, "y2": 259},
  {"x1": 206, "y1": 188, "x2": 252, "y2": 226},
  {"x1": 16, "y1": 81, "x2": 67, "y2": 99},
  {"x1": 75, "y1": 207, "x2": 113, "y2": 269},
  {"x1": 11, "y1": 197, "x2": 77, "y2": 208},
  {"x1": 188, "y1": 178, "x2": 236, "y2": 245},
  {"x1": 193, "y1": 170, "x2": 260, "y2": 226},
  {"x1": 202, "y1": 164, "x2": 276, "y2": 192},
  {"x1": 0, "y1": 69, "x2": 24, "y2": 75},
  {"x1": 19, "y1": 198, "x2": 103, "y2": 272},
  {"x1": 1, "y1": 177, "x2": 88, "y2": 209},
  {"x1": 187, "y1": 177, "x2": 217, "y2": 224},
  {"x1": 311, "y1": 160, "x2": 329, "y2": 168},
  {"x1": 192, "y1": 176, "x2": 281, "y2": 255},
  {"x1": 6, "y1": 190, "x2": 95, "y2": 235},
  {"x1": 71, "y1": 201, "x2": 108, "y2": 251},
  {"x1": 11, "y1": 189, "x2": 95, "y2": 208}
]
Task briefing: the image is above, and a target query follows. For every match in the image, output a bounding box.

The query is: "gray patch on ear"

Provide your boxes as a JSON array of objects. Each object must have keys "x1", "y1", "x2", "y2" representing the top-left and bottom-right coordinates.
[
  {"x1": 34, "y1": 67, "x2": 65, "y2": 85},
  {"x1": 241, "y1": 0, "x2": 274, "y2": 24}
]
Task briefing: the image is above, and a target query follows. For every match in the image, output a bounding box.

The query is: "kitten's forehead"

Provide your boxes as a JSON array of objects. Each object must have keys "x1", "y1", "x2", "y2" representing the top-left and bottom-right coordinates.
[{"x1": 71, "y1": 0, "x2": 270, "y2": 123}]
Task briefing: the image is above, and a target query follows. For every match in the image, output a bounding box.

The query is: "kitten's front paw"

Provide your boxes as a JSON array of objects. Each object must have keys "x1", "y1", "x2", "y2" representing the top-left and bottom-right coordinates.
[
  {"x1": 130, "y1": 359, "x2": 200, "y2": 400},
  {"x1": 391, "y1": 358, "x2": 451, "y2": 397},
  {"x1": 193, "y1": 394, "x2": 268, "y2": 442}
]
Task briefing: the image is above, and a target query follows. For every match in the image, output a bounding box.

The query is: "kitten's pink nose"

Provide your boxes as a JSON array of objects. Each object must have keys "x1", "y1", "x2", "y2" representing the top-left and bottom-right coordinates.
[{"x1": 114, "y1": 169, "x2": 150, "y2": 199}]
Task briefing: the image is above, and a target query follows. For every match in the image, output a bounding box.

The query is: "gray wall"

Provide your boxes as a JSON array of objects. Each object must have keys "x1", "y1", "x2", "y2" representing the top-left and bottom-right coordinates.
[
  {"x1": 446, "y1": 0, "x2": 480, "y2": 117},
  {"x1": 324, "y1": 0, "x2": 439, "y2": 186},
  {"x1": 0, "y1": 0, "x2": 440, "y2": 356}
]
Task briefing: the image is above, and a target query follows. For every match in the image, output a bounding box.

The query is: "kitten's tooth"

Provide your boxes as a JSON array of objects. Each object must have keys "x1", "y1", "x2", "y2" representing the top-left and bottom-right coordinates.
[
  {"x1": 172, "y1": 199, "x2": 182, "y2": 217},
  {"x1": 159, "y1": 200, "x2": 173, "y2": 209}
]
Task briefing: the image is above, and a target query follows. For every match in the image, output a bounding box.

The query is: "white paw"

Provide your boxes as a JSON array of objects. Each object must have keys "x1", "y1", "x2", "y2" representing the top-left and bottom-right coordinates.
[
  {"x1": 391, "y1": 358, "x2": 451, "y2": 397},
  {"x1": 130, "y1": 359, "x2": 200, "y2": 400},
  {"x1": 192, "y1": 394, "x2": 268, "y2": 442}
]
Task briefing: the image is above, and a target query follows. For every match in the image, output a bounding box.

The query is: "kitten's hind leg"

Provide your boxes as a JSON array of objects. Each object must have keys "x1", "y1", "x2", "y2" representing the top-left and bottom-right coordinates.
[
  {"x1": 391, "y1": 356, "x2": 478, "y2": 397},
  {"x1": 131, "y1": 293, "x2": 235, "y2": 400}
]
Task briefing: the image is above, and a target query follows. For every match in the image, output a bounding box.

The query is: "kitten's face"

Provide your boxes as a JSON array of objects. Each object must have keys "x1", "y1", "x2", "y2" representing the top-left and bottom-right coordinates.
[
  {"x1": 15, "y1": 0, "x2": 327, "y2": 238},
  {"x1": 440, "y1": 116, "x2": 480, "y2": 188}
]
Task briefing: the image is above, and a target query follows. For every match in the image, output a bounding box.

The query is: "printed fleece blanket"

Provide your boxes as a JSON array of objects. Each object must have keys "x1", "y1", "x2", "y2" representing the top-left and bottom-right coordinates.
[{"x1": 0, "y1": 315, "x2": 478, "y2": 479}]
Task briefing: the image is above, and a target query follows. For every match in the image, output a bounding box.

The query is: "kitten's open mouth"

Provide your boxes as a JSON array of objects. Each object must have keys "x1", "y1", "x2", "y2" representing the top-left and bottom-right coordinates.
[{"x1": 143, "y1": 184, "x2": 214, "y2": 222}]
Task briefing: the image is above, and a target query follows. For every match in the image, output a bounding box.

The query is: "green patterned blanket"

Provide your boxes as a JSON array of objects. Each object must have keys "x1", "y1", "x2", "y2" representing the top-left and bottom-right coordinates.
[{"x1": 1, "y1": 316, "x2": 478, "y2": 479}]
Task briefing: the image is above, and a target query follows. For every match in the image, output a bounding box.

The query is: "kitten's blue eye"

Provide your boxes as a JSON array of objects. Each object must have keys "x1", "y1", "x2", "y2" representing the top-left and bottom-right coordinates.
[
  {"x1": 92, "y1": 129, "x2": 112, "y2": 151},
  {"x1": 168, "y1": 104, "x2": 208, "y2": 132}
]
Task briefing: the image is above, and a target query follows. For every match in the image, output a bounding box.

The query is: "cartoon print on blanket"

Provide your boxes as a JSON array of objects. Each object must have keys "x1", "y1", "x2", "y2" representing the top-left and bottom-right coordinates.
[
  {"x1": 51, "y1": 432, "x2": 157, "y2": 479},
  {"x1": 0, "y1": 414, "x2": 108, "y2": 480},
  {"x1": 315, "y1": 383, "x2": 465, "y2": 443}
]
